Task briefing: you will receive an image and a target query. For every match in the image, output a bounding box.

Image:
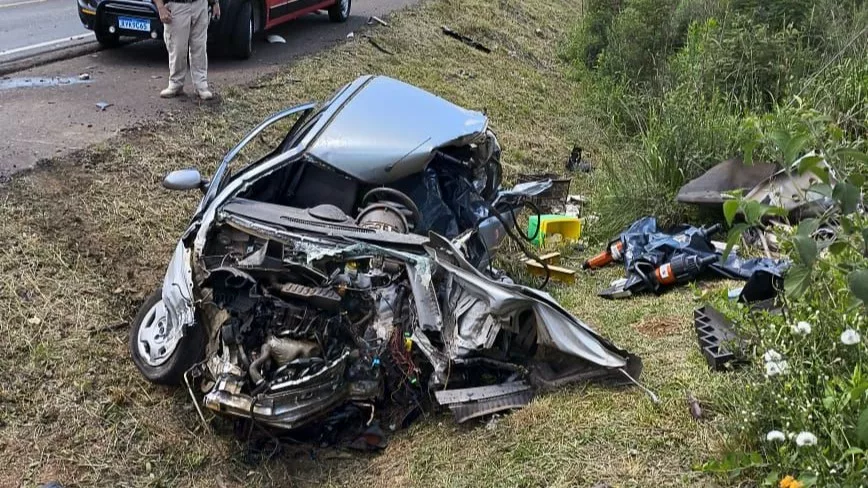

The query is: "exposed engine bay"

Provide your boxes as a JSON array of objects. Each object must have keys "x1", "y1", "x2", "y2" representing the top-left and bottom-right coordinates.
[{"x1": 189, "y1": 195, "x2": 640, "y2": 444}]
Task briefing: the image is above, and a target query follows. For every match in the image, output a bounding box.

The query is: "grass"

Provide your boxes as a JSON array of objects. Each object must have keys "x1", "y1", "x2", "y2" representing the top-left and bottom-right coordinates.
[{"x1": 0, "y1": 0, "x2": 742, "y2": 486}]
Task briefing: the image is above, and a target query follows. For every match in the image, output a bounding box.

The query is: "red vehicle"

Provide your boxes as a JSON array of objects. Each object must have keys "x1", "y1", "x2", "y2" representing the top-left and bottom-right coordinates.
[{"x1": 76, "y1": 0, "x2": 351, "y2": 59}]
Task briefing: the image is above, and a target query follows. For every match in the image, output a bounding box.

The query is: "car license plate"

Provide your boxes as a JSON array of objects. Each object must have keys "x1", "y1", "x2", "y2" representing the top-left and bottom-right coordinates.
[{"x1": 118, "y1": 16, "x2": 150, "y2": 32}]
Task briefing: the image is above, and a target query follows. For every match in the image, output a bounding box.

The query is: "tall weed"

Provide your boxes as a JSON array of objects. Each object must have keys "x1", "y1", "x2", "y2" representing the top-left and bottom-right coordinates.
[{"x1": 570, "y1": 0, "x2": 868, "y2": 239}]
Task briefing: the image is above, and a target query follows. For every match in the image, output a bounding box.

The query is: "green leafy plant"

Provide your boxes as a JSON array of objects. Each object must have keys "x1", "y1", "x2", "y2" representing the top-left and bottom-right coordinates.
[{"x1": 706, "y1": 111, "x2": 868, "y2": 485}]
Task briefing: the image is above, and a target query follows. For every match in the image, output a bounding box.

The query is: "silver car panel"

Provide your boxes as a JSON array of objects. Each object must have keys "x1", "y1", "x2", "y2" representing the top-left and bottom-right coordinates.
[{"x1": 307, "y1": 76, "x2": 489, "y2": 185}]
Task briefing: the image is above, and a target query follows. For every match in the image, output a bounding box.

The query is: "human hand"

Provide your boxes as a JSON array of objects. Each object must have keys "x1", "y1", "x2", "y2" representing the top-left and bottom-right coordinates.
[
  {"x1": 158, "y1": 5, "x2": 172, "y2": 23},
  {"x1": 211, "y1": 3, "x2": 220, "y2": 20}
]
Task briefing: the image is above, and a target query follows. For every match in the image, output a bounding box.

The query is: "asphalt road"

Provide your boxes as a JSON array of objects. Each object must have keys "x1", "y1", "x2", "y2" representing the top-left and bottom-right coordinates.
[
  {"x1": 0, "y1": 0, "x2": 416, "y2": 175},
  {"x1": 0, "y1": 0, "x2": 90, "y2": 54}
]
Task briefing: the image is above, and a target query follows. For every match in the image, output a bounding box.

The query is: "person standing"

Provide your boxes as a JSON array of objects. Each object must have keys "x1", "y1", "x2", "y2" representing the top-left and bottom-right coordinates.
[{"x1": 153, "y1": 0, "x2": 220, "y2": 100}]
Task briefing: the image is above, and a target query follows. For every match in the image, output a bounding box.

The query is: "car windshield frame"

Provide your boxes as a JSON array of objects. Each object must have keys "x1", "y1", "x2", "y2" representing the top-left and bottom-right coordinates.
[
  {"x1": 197, "y1": 82, "x2": 357, "y2": 215},
  {"x1": 194, "y1": 102, "x2": 316, "y2": 215}
]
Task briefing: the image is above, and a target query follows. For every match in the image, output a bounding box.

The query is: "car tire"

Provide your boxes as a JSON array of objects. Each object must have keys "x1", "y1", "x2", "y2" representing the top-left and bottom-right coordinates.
[
  {"x1": 328, "y1": 0, "x2": 350, "y2": 22},
  {"x1": 229, "y1": 2, "x2": 253, "y2": 60},
  {"x1": 129, "y1": 289, "x2": 206, "y2": 386},
  {"x1": 95, "y1": 29, "x2": 120, "y2": 48}
]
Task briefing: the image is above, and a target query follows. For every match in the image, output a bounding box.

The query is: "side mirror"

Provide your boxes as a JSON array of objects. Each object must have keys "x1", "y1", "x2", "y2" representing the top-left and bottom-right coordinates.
[{"x1": 163, "y1": 168, "x2": 208, "y2": 192}]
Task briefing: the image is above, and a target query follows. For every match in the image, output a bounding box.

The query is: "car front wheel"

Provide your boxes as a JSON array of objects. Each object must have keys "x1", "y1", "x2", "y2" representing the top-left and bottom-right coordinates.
[
  {"x1": 129, "y1": 289, "x2": 205, "y2": 386},
  {"x1": 328, "y1": 0, "x2": 350, "y2": 22}
]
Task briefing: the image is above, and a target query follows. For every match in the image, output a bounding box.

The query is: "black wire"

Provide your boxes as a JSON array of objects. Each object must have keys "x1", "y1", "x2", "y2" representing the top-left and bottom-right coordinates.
[
  {"x1": 461, "y1": 177, "x2": 551, "y2": 289},
  {"x1": 512, "y1": 199, "x2": 543, "y2": 243}
]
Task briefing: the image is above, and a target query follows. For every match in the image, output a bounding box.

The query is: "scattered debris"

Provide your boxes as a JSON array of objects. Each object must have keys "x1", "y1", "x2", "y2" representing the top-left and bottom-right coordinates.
[
  {"x1": 26, "y1": 317, "x2": 42, "y2": 326},
  {"x1": 523, "y1": 252, "x2": 577, "y2": 284},
  {"x1": 565, "y1": 194, "x2": 586, "y2": 218},
  {"x1": 441, "y1": 25, "x2": 491, "y2": 53},
  {"x1": 266, "y1": 34, "x2": 286, "y2": 44},
  {"x1": 78, "y1": 73, "x2": 91, "y2": 81},
  {"x1": 592, "y1": 217, "x2": 789, "y2": 299},
  {"x1": 677, "y1": 158, "x2": 778, "y2": 206},
  {"x1": 435, "y1": 382, "x2": 534, "y2": 423},
  {"x1": 367, "y1": 16, "x2": 389, "y2": 27},
  {"x1": 694, "y1": 305, "x2": 746, "y2": 371},
  {"x1": 346, "y1": 31, "x2": 355, "y2": 39},
  {"x1": 484, "y1": 414, "x2": 501, "y2": 431},
  {"x1": 566, "y1": 146, "x2": 592, "y2": 173},
  {"x1": 96, "y1": 101, "x2": 112, "y2": 111},
  {"x1": 534, "y1": 28, "x2": 544, "y2": 37},
  {"x1": 744, "y1": 154, "x2": 836, "y2": 220},
  {"x1": 150, "y1": 75, "x2": 163, "y2": 80},
  {"x1": 368, "y1": 38, "x2": 394, "y2": 55},
  {"x1": 516, "y1": 173, "x2": 572, "y2": 213},
  {"x1": 686, "y1": 392, "x2": 703, "y2": 420},
  {"x1": 677, "y1": 155, "x2": 837, "y2": 221}
]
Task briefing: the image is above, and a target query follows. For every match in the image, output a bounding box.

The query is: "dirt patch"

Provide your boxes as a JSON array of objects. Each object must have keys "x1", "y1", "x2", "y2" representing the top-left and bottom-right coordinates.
[{"x1": 633, "y1": 315, "x2": 683, "y2": 338}]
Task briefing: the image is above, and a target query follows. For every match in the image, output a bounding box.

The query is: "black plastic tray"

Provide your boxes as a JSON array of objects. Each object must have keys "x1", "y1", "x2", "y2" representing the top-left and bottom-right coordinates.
[{"x1": 693, "y1": 305, "x2": 746, "y2": 371}]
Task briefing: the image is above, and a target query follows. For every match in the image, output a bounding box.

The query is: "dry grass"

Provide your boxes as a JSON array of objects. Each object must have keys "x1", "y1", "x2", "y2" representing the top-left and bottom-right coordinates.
[{"x1": 0, "y1": 0, "x2": 741, "y2": 486}]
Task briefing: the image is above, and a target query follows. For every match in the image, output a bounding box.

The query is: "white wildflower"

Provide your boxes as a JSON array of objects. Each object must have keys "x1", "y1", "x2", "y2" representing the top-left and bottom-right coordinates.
[
  {"x1": 841, "y1": 329, "x2": 861, "y2": 346},
  {"x1": 763, "y1": 349, "x2": 782, "y2": 362},
  {"x1": 766, "y1": 430, "x2": 786, "y2": 442},
  {"x1": 795, "y1": 431, "x2": 818, "y2": 447},
  {"x1": 765, "y1": 360, "x2": 789, "y2": 377},
  {"x1": 791, "y1": 321, "x2": 812, "y2": 336}
]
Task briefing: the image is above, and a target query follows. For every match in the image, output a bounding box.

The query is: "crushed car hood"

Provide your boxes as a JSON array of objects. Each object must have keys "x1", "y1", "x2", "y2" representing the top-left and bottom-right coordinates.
[{"x1": 307, "y1": 76, "x2": 489, "y2": 185}]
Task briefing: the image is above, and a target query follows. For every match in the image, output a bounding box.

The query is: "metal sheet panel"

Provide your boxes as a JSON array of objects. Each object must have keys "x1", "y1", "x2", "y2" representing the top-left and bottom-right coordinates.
[
  {"x1": 434, "y1": 382, "x2": 532, "y2": 405},
  {"x1": 307, "y1": 76, "x2": 489, "y2": 185}
]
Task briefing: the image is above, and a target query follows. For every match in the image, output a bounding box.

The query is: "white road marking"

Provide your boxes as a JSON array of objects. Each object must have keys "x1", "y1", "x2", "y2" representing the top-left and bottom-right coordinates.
[
  {"x1": 0, "y1": 33, "x2": 96, "y2": 57},
  {"x1": 0, "y1": 0, "x2": 46, "y2": 8}
]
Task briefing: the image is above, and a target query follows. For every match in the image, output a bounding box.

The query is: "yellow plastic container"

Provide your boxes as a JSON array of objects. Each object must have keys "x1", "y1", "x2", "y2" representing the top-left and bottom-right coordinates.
[{"x1": 528, "y1": 215, "x2": 582, "y2": 246}]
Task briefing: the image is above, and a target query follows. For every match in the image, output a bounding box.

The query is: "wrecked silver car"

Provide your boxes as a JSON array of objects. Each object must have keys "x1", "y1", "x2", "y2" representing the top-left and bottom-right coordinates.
[{"x1": 130, "y1": 75, "x2": 641, "y2": 442}]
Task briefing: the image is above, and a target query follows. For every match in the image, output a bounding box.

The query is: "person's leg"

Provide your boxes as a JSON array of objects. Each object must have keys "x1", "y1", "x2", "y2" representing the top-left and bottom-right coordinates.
[
  {"x1": 162, "y1": 2, "x2": 192, "y2": 96},
  {"x1": 189, "y1": 0, "x2": 211, "y2": 98}
]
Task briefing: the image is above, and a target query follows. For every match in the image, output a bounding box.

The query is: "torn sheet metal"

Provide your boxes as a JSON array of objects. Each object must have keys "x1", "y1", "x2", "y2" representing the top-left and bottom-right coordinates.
[
  {"x1": 677, "y1": 155, "x2": 836, "y2": 221},
  {"x1": 435, "y1": 382, "x2": 534, "y2": 423},
  {"x1": 161, "y1": 241, "x2": 196, "y2": 342},
  {"x1": 426, "y1": 234, "x2": 632, "y2": 369},
  {"x1": 744, "y1": 157, "x2": 835, "y2": 219},
  {"x1": 676, "y1": 158, "x2": 779, "y2": 205}
]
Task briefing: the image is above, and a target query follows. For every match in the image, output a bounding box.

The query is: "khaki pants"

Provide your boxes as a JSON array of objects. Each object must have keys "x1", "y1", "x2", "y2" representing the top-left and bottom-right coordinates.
[{"x1": 164, "y1": 0, "x2": 209, "y2": 91}]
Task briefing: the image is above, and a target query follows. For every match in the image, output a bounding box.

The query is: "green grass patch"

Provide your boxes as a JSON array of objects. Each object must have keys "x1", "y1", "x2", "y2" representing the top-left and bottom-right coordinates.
[{"x1": 0, "y1": 0, "x2": 742, "y2": 486}]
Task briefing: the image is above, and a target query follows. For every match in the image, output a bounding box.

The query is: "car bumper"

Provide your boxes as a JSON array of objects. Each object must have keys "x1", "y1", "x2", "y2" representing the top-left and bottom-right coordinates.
[
  {"x1": 78, "y1": 0, "x2": 224, "y2": 40},
  {"x1": 78, "y1": 0, "x2": 163, "y2": 39}
]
